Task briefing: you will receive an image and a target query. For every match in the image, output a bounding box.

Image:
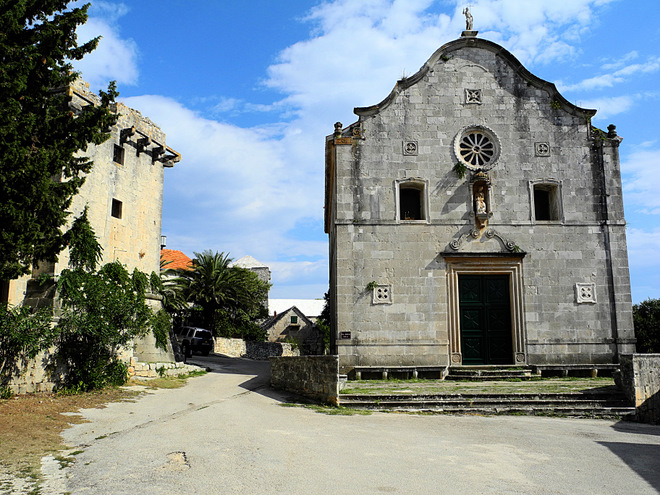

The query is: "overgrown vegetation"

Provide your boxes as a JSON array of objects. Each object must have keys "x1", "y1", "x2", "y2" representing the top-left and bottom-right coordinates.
[
  {"x1": 0, "y1": 1, "x2": 118, "y2": 283},
  {"x1": 315, "y1": 292, "x2": 332, "y2": 354},
  {"x1": 452, "y1": 161, "x2": 467, "y2": 179},
  {"x1": 0, "y1": 304, "x2": 54, "y2": 389},
  {"x1": 55, "y1": 213, "x2": 169, "y2": 391},
  {"x1": 633, "y1": 298, "x2": 660, "y2": 353},
  {"x1": 1, "y1": 212, "x2": 172, "y2": 392}
]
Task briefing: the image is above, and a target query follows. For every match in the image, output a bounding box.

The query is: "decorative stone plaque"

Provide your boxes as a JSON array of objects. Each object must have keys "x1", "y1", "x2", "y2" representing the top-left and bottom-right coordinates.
[
  {"x1": 575, "y1": 283, "x2": 596, "y2": 304},
  {"x1": 403, "y1": 141, "x2": 418, "y2": 156},
  {"x1": 465, "y1": 88, "x2": 482, "y2": 104},
  {"x1": 372, "y1": 284, "x2": 392, "y2": 304},
  {"x1": 535, "y1": 142, "x2": 551, "y2": 157}
]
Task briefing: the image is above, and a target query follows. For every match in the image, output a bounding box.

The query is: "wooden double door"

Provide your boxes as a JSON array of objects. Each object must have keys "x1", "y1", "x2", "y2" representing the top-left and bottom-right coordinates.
[{"x1": 459, "y1": 274, "x2": 513, "y2": 365}]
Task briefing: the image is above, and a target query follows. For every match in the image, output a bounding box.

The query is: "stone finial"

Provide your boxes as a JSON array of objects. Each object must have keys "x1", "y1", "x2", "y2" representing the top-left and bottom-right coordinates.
[
  {"x1": 607, "y1": 124, "x2": 617, "y2": 138},
  {"x1": 334, "y1": 122, "x2": 343, "y2": 138}
]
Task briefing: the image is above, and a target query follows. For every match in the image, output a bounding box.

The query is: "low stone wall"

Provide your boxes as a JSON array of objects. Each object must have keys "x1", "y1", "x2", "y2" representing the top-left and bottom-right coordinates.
[
  {"x1": 128, "y1": 358, "x2": 202, "y2": 378},
  {"x1": 270, "y1": 355, "x2": 339, "y2": 405},
  {"x1": 617, "y1": 354, "x2": 660, "y2": 424},
  {"x1": 214, "y1": 337, "x2": 246, "y2": 357},
  {"x1": 3, "y1": 349, "x2": 60, "y2": 394},
  {"x1": 214, "y1": 338, "x2": 299, "y2": 360},
  {"x1": 247, "y1": 342, "x2": 299, "y2": 360},
  {"x1": 4, "y1": 352, "x2": 197, "y2": 394}
]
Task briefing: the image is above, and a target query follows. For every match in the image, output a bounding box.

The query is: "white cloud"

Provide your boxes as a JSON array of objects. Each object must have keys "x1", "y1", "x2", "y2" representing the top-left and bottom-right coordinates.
[
  {"x1": 71, "y1": 9, "x2": 138, "y2": 90},
  {"x1": 559, "y1": 56, "x2": 660, "y2": 92},
  {"x1": 579, "y1": 95, "x2": 635, "y2": 121},
  {"x1": 601, "y1": 50, "x2": 638, "y2": 70},
  {"x1": 626, "y1": 228, "x2": 660, "y2": 302},
  {"x1": 622, "y1": 149, "x2": 660, "y2": 214},
  {"x1": 120, "y1": 95, "x2": 327, "y2": 268}
]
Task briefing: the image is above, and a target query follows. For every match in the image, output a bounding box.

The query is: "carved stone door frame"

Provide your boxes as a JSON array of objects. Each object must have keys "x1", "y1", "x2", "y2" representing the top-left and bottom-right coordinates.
[{"x1": 443, "y1": 255, "x2": 527, "y2": 366}]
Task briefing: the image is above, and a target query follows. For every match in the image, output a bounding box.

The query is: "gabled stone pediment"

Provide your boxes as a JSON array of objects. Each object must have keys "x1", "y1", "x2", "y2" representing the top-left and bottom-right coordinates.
[{"x1": 354, "y1": 37, "x2": 596, "y2": 120}]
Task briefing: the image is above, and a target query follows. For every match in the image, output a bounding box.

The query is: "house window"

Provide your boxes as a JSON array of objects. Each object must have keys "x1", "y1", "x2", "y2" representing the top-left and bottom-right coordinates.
[
  {"x1": 113, "y1": 144, "x2": 125, "y2": 165},
  {"x1": 397, "y1": 179, "x2": 428, "y2": 222},
  {"x1": 111, "y1": 198, "x2": 123, "y2": 219},
  {"x1": 533, "y1": 183, "x2": 561, "y2": 221},
  {"x1": 291, "y1": 315, "x2": 298, "y2": 324}
]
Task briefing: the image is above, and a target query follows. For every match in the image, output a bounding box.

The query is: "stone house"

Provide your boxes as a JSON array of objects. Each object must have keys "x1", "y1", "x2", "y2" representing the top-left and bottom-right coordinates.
[
  {"x1": 260, "y1": 306, "x2": 323, "y2": 355},
  {"x1": 268, "y1": 299, "x2": 325, "y2": 322},
  {"x1": 324, "y1": 32, "x2": 635, "y2": 374},
  {"x1": 3, "y1": 79, "x2": 180, "y2": 390}
]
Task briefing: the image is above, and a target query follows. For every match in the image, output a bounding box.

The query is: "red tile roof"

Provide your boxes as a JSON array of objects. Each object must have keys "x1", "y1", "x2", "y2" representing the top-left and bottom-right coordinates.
[{"x1": 160, "y1": 249, "x2": 193, "y2": 271}]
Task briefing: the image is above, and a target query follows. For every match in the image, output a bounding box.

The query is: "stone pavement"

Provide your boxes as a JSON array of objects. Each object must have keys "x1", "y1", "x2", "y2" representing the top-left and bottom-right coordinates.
[{"x1": 17, "y1": 355, "x2": 660, "y2": 494}]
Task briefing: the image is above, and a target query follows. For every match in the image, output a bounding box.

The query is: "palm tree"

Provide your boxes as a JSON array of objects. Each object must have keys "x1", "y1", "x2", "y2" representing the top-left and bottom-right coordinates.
[{"x1": 178, "y1": 251, "x2": 235, "y2": 327}]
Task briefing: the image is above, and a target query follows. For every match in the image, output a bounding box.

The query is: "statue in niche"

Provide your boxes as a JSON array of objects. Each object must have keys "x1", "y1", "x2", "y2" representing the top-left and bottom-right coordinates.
[
  {"x1": 475, "y1": 191, "x2": 486, "y2": 214},
  {"x1": 463, "y1": 7, "x2": 473, "y2": 31}
]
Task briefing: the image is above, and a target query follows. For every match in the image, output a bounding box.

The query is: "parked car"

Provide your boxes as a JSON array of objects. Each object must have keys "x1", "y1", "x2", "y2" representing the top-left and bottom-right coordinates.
[{"x1": 174, "y1": 326, "x2": 214, "y2": 357}]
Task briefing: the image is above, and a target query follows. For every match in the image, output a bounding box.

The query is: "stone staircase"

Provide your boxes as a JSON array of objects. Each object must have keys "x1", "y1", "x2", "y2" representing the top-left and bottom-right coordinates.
[{"x1": 338, "y1": 389, "x2": 636, "y2": 419}]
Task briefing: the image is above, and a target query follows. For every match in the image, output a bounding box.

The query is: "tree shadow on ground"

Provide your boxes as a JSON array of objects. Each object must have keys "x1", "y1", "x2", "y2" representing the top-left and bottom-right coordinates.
[{"x1": 598, "y1": 440, "x2": 660, "y2": 490}]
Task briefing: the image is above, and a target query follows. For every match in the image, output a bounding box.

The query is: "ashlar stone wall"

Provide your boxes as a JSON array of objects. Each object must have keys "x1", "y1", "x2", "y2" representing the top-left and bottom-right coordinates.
[
  {"x1": 617, "y1": 354, "x2": 660, "y2": 424},
  {"x1": 270, "y1": 355, "x2": 340, "y2": 405}
]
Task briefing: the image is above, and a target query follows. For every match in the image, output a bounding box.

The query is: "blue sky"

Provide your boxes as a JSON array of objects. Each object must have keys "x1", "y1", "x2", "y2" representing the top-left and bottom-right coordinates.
[{"x1": 72, "y1": 0, "x2": 660, "y2": 302}]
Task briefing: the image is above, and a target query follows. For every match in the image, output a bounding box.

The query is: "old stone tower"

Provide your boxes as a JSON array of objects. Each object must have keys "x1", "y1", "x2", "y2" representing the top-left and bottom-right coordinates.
[
  {"x1": 324, "y1": 32, "x2": 635, "y2": 374},
  {"x1": 2, "y1": 79, "x2": 181, "y2": 388},
  {"x1": 2, "y1": 78, "x2": 180, "y2": 309}
]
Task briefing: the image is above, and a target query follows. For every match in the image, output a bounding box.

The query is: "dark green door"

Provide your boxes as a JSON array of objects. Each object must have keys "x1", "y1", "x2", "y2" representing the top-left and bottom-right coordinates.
[{"x1": 459, "y1": 275, "x2": 512, "y2": 365}]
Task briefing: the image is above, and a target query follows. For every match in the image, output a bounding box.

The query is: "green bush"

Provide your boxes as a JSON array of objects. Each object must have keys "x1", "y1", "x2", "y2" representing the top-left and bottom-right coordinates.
[
  {"x1": 0, "y1": 303, "x2": 54, "y2": 386},
  {"x1": 151, "y1": 309, "x2": 172, "y2": 351},
  {"x1": 56, "y1": 261, "x2": 152, "y2": 391},
  {"x1": 633, "y1": 298, "x2": 660, "y2": 353}
]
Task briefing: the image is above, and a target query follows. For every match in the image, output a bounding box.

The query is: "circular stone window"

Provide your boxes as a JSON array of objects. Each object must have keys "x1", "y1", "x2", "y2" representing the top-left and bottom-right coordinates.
[{"x1": 453, "y1": 125, "x2": 501, "y2": 171}]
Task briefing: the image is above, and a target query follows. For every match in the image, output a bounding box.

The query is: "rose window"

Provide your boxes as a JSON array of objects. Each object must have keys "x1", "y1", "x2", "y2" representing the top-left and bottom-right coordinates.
[{"x1": 454, "y1": 126, "x2": 501, "y2": 171}]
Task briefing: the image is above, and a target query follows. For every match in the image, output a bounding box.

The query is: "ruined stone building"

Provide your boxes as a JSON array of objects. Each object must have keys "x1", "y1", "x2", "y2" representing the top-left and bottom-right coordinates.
[{"x1": 324, "y1": 32, "x2": 635, "y2": 374}]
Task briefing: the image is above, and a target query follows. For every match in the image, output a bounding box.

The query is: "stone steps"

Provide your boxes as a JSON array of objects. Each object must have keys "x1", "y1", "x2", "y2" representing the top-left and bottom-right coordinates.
[
  {"x1": 445, "y1": 367, "x2": 534, "y2": 381},
  {"x1": 338, "y1": 392, "x2": 636, "y2": 419}
]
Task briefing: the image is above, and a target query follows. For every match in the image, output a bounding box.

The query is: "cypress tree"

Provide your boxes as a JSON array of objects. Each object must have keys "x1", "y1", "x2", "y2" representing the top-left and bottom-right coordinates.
[{"x1": 0, "y1": 1, "x2": 118, "y2": 282}]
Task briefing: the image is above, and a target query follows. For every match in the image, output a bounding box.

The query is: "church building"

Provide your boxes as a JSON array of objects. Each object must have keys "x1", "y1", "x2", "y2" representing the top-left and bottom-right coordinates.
[{"x1": 324, "y1": 27, "x2": 635, "y2": 374}]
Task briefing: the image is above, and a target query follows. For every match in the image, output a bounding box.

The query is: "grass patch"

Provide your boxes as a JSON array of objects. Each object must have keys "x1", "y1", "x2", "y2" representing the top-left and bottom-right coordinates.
[
  {"x1": 306, "y1": 404, "x2": 372, "y2": 415},
  {"x1": 0, "y1": 387, "x2": 139, "y2": 479},
  {"x1": 278, "y1": 401, "x2": 372, "y2": 415},
  {"x1": 341, "y1": 377, "x2": 618, "y2": 396},
  {"x1": 0, "y1": 369, "x2": 206, "y2": 483}
]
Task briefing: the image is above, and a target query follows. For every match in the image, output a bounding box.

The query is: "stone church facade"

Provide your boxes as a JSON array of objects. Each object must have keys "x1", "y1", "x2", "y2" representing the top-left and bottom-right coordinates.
[{"x1": 324, "y1": 33, "x2": 635, "y2": 373}]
